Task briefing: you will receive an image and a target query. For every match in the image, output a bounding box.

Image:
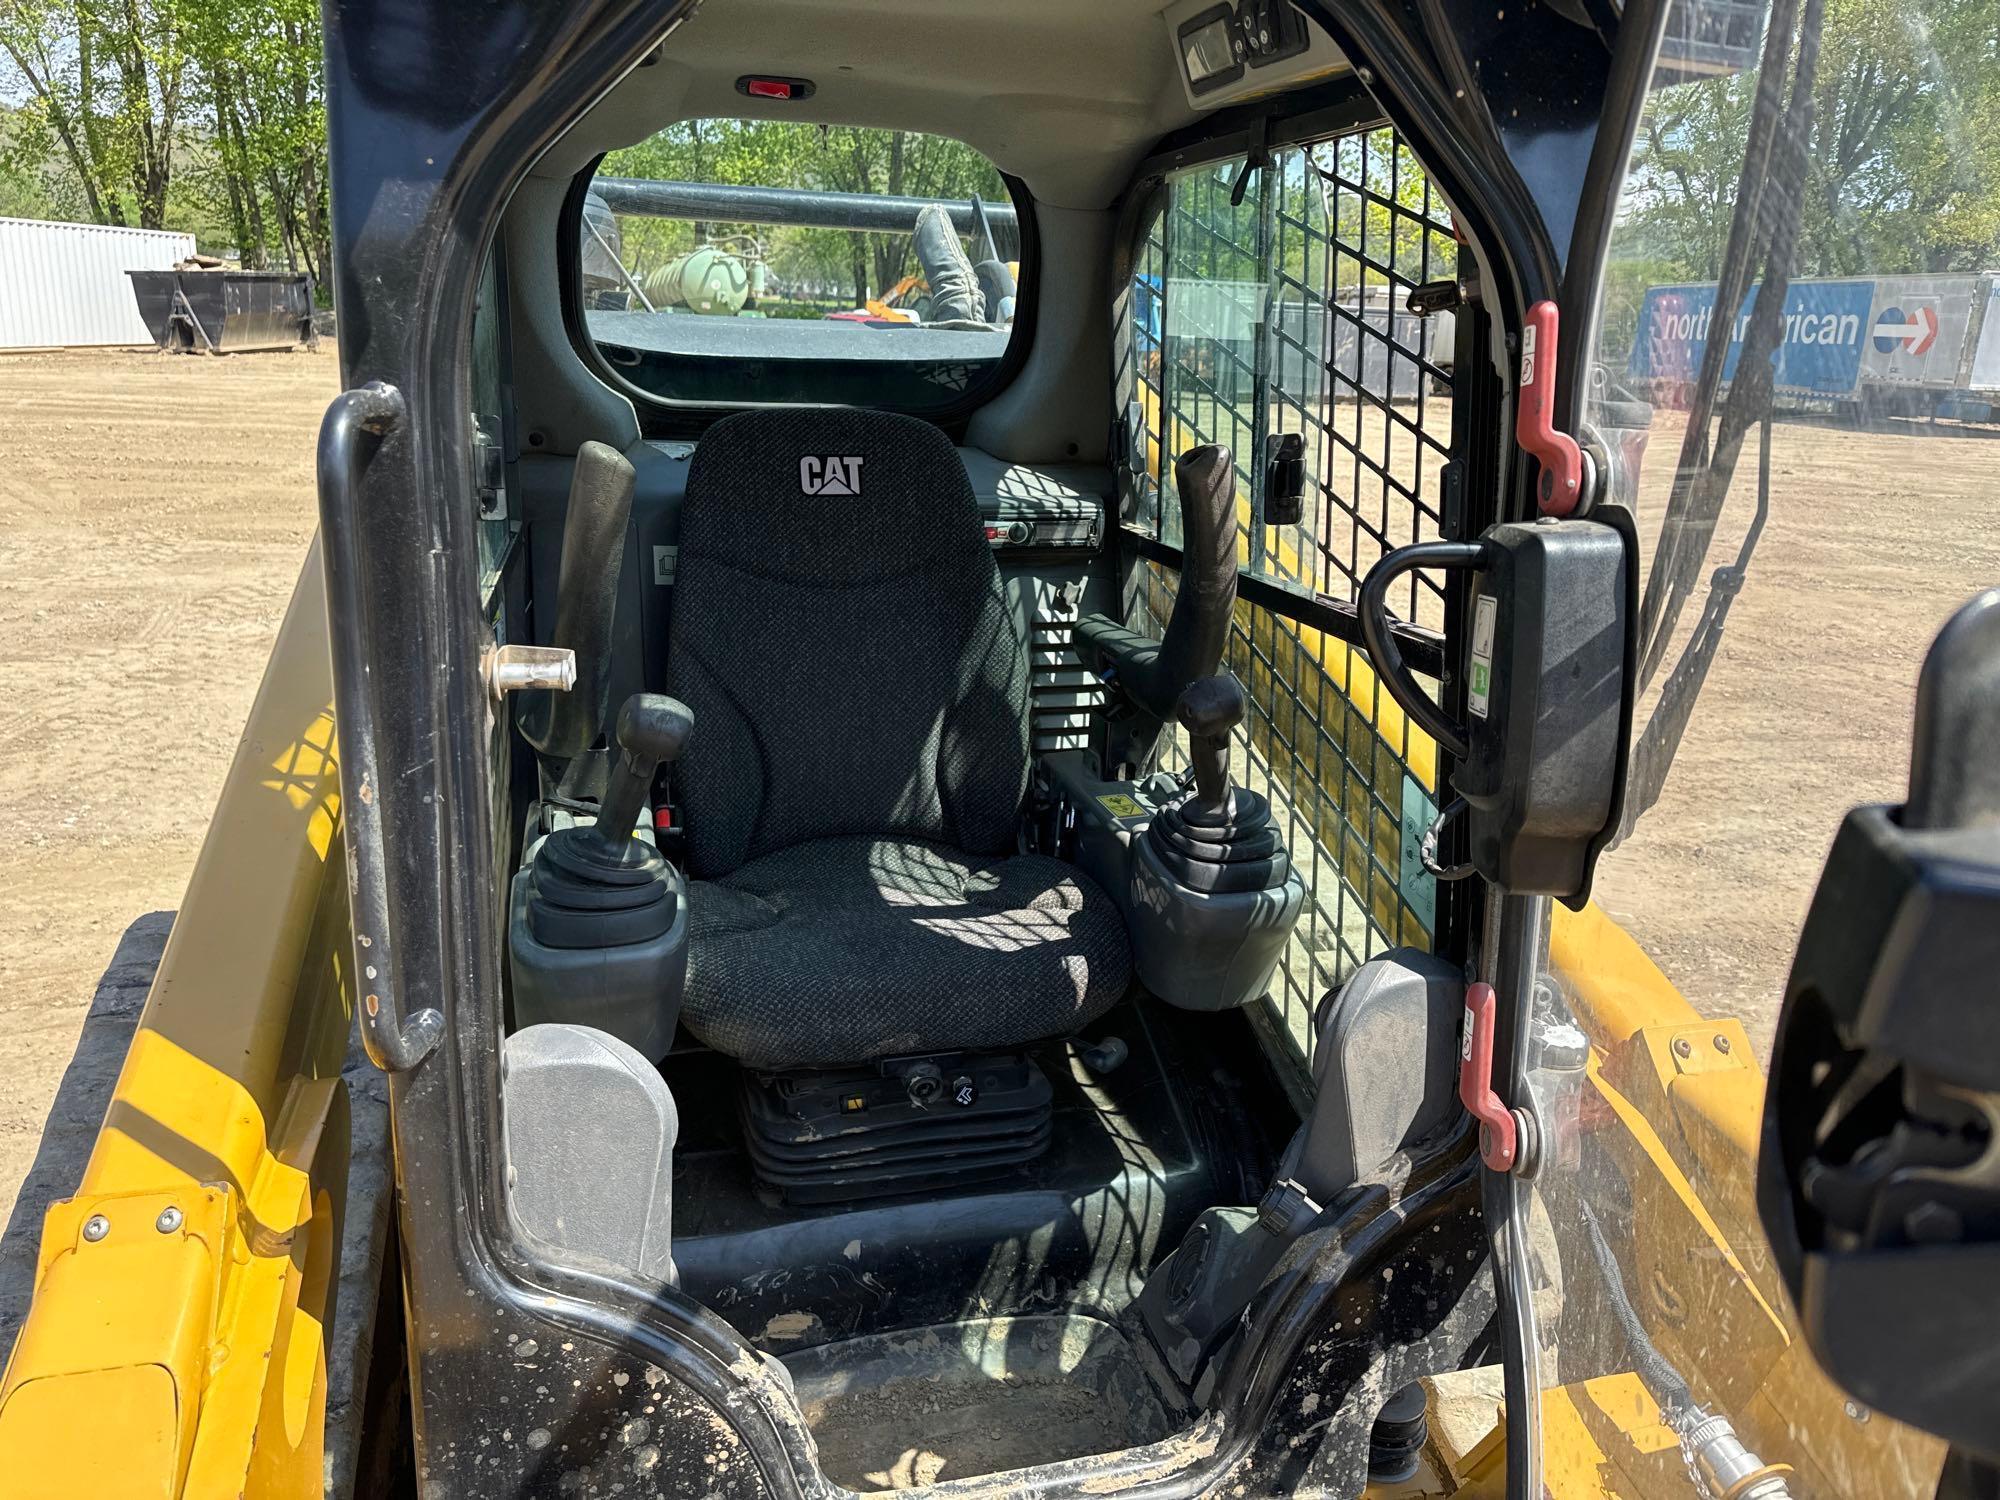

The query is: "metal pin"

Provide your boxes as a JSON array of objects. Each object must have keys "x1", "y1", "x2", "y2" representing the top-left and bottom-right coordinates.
[{"x1": 484, "y1": 643, "x2": 576, "y2": 701}]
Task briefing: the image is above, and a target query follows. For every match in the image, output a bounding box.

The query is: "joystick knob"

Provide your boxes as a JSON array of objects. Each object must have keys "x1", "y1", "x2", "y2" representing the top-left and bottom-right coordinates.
[{"x1": 586, "y1": 694, "x2": 694, "y2": 857}]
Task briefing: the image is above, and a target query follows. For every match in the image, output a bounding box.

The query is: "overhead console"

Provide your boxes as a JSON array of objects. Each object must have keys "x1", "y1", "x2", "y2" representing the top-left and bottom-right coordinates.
[{"x1": 1165, "y1": 0, "x2": 1346, "y2": 109}]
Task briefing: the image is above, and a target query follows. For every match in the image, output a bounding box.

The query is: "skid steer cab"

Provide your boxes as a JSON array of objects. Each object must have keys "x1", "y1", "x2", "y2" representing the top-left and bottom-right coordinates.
[{"x1": 4, "y1": 0, "x2": 1998, "y2": 1496}]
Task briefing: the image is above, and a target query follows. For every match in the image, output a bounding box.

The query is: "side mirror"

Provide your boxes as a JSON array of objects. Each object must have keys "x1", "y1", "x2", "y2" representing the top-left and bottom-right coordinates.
[{"x1": 1758, "y1": 589, "x2": 2000, "y2": 1465}]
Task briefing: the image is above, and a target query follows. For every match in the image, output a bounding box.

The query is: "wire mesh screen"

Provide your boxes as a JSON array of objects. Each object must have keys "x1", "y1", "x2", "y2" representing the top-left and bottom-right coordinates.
[{"x1": 1123, "y1": 127, "x2": 1457, "y2": 1065}]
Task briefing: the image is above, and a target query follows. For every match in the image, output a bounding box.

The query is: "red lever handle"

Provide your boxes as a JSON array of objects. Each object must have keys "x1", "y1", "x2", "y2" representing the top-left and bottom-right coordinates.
[
  {"x1": 1459, "y1": 981, "x2": 1518, "y2": 1172},
  {"x1": 1516, "y1": 301, "x2": 1584, "y2": 518}
]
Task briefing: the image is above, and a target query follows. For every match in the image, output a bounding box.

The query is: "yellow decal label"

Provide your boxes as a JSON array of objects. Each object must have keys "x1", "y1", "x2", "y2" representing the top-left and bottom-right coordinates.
[{"x1": 1095, "y1": 793, "x2": 1147, "y2": 819}]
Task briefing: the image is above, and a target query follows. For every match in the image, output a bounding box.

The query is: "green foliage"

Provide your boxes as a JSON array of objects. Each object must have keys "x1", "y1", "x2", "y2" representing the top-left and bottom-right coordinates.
[
  {"x1": 601, "y1": 120, "x2": 1008, "y2": 305},
  {"x1": 178, "y1": 0, "x2": 328, "y2": 281},
  {"x1": 1623, "y1": 0, "x2": 2000, "y2": 281},
  {"x1": 0, "y1": 102, "x2": 58, "y2": 217},
  {"x1": 0, "y1": 0, "x2": 325, "y2": 279},
  {"x1": 0, "y1": 0, "x2": 188, "y2": 228}
]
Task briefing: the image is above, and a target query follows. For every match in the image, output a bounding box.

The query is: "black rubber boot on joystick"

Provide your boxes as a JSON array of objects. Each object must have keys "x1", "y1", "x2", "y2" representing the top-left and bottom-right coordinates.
[
  {"x1": 525, "y1": 694, "x2": 693, "y2": 950},
  {"x1": 1144, "y1": 674, "x2": 1290, "y2": 895}
]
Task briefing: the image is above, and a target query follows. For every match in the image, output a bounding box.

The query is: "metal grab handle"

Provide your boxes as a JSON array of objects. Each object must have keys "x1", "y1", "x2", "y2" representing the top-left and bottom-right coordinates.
[
  {"x1": 1357, "y1": 539, "x2": 1490, "y2": 761},
  {"x1": 317, "y1": 382, "x2": 445, "y2": 1074}
]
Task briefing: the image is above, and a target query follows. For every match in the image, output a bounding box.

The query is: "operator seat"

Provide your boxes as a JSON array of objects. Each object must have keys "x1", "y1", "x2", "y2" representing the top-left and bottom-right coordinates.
[{"x1": 666, "y1": 408, "x2": 1131, "y2": 1071}]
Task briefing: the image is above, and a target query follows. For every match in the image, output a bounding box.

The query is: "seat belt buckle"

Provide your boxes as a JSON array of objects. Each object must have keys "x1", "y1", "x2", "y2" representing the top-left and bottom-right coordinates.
[{"x1": 652, "y1": 802, "x2": 686, "y2": 863}]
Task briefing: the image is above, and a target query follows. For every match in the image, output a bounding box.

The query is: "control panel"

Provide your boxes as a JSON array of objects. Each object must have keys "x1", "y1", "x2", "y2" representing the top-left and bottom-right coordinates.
[
  {"x1": 980, "y1": 498, "x2": 1102, "y2": 551},
  {"x1": 1164, "y1": 0, "x2": 1346, "y2": 110},
  {"x1": 960, "y1": 449, "x2": 1108, "y2": 553}
]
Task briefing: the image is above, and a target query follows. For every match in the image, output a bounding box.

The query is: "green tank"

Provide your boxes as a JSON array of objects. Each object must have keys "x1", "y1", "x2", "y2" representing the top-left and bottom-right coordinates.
[{"x1": 642, "y1": 246, "x2": 750, "y2": 314}]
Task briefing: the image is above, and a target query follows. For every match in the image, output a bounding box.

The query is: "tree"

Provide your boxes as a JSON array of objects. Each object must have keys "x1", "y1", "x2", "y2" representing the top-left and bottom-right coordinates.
[
  {"x1": 180, "y1": 0, "x2": 327, "y2": 282},
  {"x1": 1623, "y1": 0, "x2": 2000, "y2": 281},
  {"x1": 0, "y1": 101, "x2": 59, "y2": 216},
  {"x1": 0, "y1": 0, "x2": 189, "y2": 228}
]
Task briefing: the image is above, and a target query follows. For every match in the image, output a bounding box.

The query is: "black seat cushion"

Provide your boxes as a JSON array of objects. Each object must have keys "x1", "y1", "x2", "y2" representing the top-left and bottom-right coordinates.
[
  {"x1": 683, "y1": 837, "x2": 1131, "y2": 1070},
  {"x1": 665, "y1": 408, "x2": 1131, "y2": 1068},
  {"x1": 667, "y1": 408, "x2": 1030, "y2": 880}
]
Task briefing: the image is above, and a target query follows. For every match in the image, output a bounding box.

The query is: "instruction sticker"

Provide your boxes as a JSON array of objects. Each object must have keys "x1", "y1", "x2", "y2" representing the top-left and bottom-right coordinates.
[
  {"x1": 652, "y1": 545, "x2": 678, "y2": 586},
  {"x1": 1095, "y1": 792, "x2": 1147, "y2": 820},
  {"x1": 1467, "y1": 594, "x2": 1497, "y2": 720}
]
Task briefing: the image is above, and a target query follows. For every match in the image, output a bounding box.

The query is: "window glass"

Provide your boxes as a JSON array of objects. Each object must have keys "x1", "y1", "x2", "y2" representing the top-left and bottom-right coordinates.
[
  {"x1": 1525, "y1": 0, "x2": 2000, "y2": 1490},
  {"x1": 581, "y1": 121, "x2": 1022, "y2": 409}
]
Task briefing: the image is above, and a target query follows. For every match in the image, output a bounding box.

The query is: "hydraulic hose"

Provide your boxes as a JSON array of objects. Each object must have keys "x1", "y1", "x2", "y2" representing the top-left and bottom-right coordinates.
[
  {"x1": 1578, "y1": 1201, "x2": 1796, "y2": 1499},
  {"x1": 1578, "y1": 1200, "x2": 1692, "y2": 1413}
]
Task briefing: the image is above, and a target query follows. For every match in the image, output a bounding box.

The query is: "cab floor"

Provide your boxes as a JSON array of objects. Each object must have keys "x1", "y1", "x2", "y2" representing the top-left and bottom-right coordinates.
[{"x1": 781, "y1": 1313, "x2": 1182, "y2": 1491}]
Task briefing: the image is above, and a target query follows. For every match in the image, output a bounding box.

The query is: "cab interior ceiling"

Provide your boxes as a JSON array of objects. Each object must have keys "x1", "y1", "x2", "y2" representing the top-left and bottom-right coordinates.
[{"x1": 530, "y1": 0, "x2": 1349, "y2": 207}]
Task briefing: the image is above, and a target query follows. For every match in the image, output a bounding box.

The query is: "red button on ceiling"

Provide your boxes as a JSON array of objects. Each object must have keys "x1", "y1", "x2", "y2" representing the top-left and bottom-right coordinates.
[{"x1": 744, "y1": 77, "x2": 795, "y2": 99}]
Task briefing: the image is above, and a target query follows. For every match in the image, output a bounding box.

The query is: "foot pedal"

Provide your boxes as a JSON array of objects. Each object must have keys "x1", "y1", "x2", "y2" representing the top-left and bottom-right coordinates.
[{"x1": 741, "y1": 1051, "x2": 1053, "y2": 1205}]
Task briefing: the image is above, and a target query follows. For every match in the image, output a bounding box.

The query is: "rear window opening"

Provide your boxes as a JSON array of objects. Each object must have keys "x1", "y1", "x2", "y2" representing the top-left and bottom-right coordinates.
[{"x1": 576, "y1": 119, "x2": 1028, "y2": 411}]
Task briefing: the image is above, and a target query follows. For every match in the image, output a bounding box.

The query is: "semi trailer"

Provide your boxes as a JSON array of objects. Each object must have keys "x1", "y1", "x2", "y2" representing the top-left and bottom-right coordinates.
[{"x1": 1628, "y1": 271, "x2": 2000, "y2": 422}]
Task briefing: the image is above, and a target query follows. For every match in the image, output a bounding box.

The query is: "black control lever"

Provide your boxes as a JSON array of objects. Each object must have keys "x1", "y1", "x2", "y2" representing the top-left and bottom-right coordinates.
[
  {"x1": 586, "y1": 693, "x2": 694, "y2": 856},
  {"x1": 519, "y1": 441, "x2": 638, "y2": 763},
  {"x1": 1178, "y1": 673, "x2": 1245, "y2": 811}
]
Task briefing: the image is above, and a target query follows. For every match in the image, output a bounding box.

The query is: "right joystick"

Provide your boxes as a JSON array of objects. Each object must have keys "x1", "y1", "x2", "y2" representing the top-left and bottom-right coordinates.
[{"x1": 1179, "y1": 673, "x2": 1245, "y2": 812}]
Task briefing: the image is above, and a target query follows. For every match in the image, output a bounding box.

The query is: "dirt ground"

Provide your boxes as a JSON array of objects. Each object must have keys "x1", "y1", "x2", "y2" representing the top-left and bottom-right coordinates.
[
  {"x1": 0, "y1": 346, "x2": 337, "y2": 1228},
  {"x1": 0, "y1": 348, "x2": 1992, "y2": 1230},
  {"x1": 1591, "y1": 409, "x2": 2000, "y2": 1055}
]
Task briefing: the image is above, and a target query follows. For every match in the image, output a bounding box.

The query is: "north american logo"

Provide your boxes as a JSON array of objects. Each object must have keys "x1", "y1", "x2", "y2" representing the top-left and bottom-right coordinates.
[{"x1": 799, "y1": 455, "x2": 865, "y2": 495}]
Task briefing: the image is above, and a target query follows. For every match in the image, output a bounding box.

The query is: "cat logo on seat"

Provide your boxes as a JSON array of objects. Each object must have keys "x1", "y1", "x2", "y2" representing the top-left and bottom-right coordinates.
[{"x1": 799, "y1": 455, "x2": 865, "y2": 496}]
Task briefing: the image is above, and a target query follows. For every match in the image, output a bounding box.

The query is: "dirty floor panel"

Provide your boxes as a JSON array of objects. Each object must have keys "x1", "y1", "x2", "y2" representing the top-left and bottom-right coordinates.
[{"x1": 784, "y1": 1314, "x2": 1179, "y2": 1491}]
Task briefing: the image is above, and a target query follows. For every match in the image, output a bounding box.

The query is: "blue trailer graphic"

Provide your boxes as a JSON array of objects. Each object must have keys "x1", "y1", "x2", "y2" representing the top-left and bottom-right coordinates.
[
  {"x1": 1627, "y1": 272, "x2": 2000, "y2": 420},
  {"x1": 1628, "y1": 280, "x2": 1877, "y2": 395}
]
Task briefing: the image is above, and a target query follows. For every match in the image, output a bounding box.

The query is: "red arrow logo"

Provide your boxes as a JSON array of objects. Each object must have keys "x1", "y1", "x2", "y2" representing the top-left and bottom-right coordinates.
[
  {"x1": 1912, "y1": 304, "x2": 1939, "y2": 354},
  {"x1": 1875, "y1": 304, "x2": 1940, "y2": 355}
]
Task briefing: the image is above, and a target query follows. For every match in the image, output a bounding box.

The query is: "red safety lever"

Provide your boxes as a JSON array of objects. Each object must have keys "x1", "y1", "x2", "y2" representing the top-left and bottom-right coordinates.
[
  {"x1": 1459, "y1": 981, "x2": 1518, "y2": 1172},
  {"x1": 1516, "y1": 300, "x2": 1584, "y2": 518}
]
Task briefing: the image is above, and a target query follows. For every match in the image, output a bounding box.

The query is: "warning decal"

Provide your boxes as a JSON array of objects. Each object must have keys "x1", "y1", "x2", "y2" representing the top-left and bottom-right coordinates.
[{"x1": 1095, "y1": 792, "x2": 1147, "y2": 819}]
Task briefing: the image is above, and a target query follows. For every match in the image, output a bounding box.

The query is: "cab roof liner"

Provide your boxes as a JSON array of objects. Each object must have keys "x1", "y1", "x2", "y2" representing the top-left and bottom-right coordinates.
[{"x1": 535, "y1": 0, "x2": 1351, "y2": 208}]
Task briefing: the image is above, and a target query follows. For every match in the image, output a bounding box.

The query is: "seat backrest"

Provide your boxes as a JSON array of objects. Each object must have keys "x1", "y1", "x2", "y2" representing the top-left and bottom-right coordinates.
[{"x1": 666, "y1": 408, "x2": 1030, "y2": 879}]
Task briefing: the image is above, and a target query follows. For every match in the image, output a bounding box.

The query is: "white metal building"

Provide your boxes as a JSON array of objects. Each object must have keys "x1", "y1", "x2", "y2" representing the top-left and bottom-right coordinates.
[{"x1": 0, "y1": 217, "x2": 196, "y2": 350}]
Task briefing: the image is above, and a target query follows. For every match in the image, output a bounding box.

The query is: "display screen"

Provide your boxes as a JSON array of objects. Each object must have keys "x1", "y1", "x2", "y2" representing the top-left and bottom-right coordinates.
[{"x1": 1182, "y1": 16, "x2": 1236, "y2": 84}]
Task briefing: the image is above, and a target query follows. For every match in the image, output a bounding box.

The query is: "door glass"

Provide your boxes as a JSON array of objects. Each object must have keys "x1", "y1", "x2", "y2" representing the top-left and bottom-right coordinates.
[{"x1": 1531, "y1": 0, "x2": 1999, "y2": 1490}]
